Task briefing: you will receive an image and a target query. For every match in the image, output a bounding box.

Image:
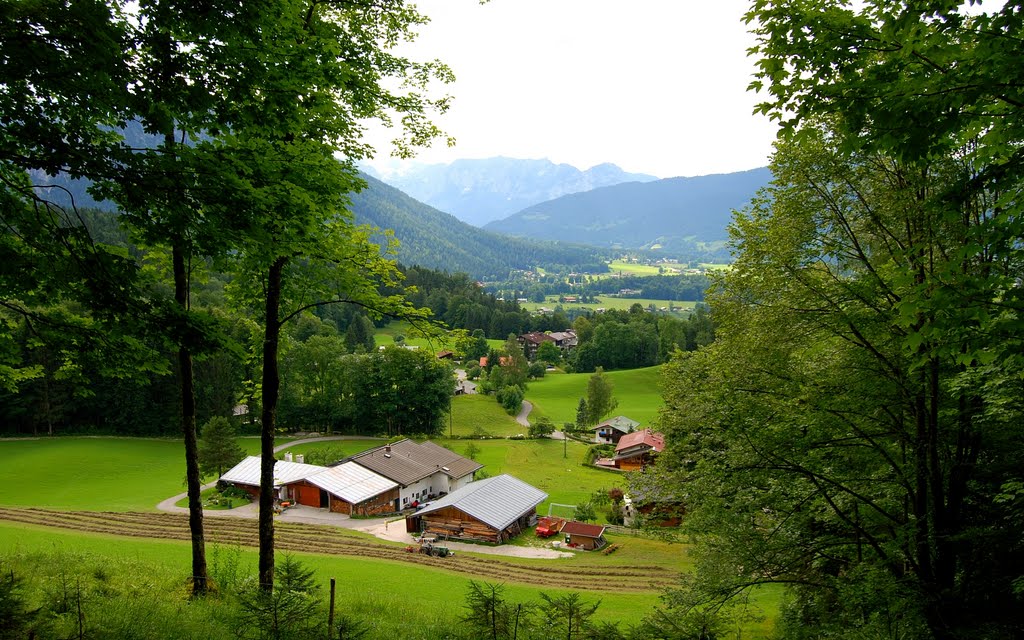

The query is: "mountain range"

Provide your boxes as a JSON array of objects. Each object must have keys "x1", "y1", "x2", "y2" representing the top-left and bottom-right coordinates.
[
  {"x1": 349, "y1": 174, "x2": 607, "y2": 279},
  {"x1": 484, "y1": 167, "x2": 772, "y2": 255},
  {"x1": 363, "y1": 157, "x2": 658, "y2": 227}
]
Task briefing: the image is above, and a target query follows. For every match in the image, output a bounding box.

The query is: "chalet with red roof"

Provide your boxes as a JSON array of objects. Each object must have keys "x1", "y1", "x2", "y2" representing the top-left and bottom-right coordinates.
[
  {"x1": 613, "y1": 429, "x2": 665, "y2": 471},
  {"x1": 561, "y1": 521, "x2": 607, "y2": 550}
]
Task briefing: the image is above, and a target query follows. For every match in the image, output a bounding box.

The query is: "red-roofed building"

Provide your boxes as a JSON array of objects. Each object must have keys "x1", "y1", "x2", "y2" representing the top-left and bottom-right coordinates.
[
  {"x1": 613, "y1": 429, "x2": 665, "y2": 471},
  {"x1": 561, "y1": 521, "x2": 607, "y2": 550}
]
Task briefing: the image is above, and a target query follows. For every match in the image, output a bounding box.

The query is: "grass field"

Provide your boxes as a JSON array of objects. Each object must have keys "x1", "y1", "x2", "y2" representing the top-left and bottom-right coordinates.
[
  {"x1": 373, "y1": 320, "x2": 504, "y2": 351},
  {"x1": 0, "y1": 435, "x2": 780, "y2": 636},
  {"x1": 606, "y1": 260, "x2": 671, "y2": 276},
  {"x1": 525, "y1": 366, "x2": 665, "y2": 428},
  {"x1": 520, "y1": 296, "x2": 697, "y2": 315}
]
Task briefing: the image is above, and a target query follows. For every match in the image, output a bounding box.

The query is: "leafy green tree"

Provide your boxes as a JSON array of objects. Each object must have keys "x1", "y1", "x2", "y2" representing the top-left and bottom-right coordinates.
[
  {"x1": 654, "y1": 3, "x2": 1024, "y2": 625},
  {"x1": 496, "y1": 385, "x2": 524, "y2": 416},
  {"x1": 528, "y1": 416, "x2": 555, "y2": 439},
  {"x1": 573, "y1": 501, "x2": 596, "y2": 523},
  {"x1": 197, "y1": 417, "x2": 245, "y2": 479},
  {"x1": 211, "y1": 0, "x2": 450, "y2": 592},
  {"x1": 465, "y1": 329, "x2": 491, "y2": 362},
  {"x1": 536, "y1": 340, "x2": 561, "y2": 365},
  {"x1": 344, "y1": 314, "x2": 376, "y2": 354},
  {"x1": 585, "y1": 367, "x2": 617, "y2": 426},
  {"x1": 348, "y1": 347, "x2": 453, "y2": 437}
]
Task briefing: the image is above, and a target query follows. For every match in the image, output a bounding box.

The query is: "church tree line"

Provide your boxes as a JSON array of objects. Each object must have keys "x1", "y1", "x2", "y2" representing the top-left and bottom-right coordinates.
[{"x1": 651, "y1": 2, "x2": 1024, "y2": 638}]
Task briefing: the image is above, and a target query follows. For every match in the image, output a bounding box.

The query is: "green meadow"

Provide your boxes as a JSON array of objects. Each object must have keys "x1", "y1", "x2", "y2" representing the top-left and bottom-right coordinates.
[
  {"x1": 525, "y1": 365, "x2": 665, "y2": 428},
  {"x1": 520, "y1": 296, "x2": 697, "y2": 315}
]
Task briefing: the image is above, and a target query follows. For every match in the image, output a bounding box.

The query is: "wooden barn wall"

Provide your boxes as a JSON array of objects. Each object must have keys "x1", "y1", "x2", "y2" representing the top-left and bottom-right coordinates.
[
  {"x1": 417, "y1": 506, "x2": 537, "y2": 545},
  {"x1": 419, "y1": 508, "x2": 500, "y2": 544},
  {"x1": 350, "y1": 487, "x2": 399, "y2": 516}
]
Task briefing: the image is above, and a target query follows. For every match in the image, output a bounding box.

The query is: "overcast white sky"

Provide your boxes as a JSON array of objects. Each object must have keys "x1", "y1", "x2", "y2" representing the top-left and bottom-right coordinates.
[{"x1": 363, "y1": 0, "x2": 779, "y2": 179}]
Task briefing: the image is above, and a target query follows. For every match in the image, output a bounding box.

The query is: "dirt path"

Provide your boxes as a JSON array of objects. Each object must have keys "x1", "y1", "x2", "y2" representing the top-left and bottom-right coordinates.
[{"x1": 0, "y1": 507, "x2": 672, "y2": 591}]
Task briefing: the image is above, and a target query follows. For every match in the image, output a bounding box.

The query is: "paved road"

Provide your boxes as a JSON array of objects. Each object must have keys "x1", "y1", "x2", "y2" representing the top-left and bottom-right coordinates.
[{"x1": 515, "y1": 400, "x2": 533, "y2": 426}]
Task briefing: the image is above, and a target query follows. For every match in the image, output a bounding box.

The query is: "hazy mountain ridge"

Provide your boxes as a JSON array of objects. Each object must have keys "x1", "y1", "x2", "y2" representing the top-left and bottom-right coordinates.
[
  {"x1": 350, "y1": 174, "x2": 608, "y2": 279},
  {"x1": 366, "y1": 157, "x2": 658, "y2": 227},
  {"x1": 484, "y1": 167, "x2": 772, "y2": 256}
]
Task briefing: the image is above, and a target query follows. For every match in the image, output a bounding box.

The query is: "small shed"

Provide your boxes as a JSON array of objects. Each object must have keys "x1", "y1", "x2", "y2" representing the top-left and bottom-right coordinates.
[
  {"x1": 406, "y1": 474, "x2": 547, "y2": 544},
  {"x1": 561, "y1": 521, "x2": 607, "y2": 550}
]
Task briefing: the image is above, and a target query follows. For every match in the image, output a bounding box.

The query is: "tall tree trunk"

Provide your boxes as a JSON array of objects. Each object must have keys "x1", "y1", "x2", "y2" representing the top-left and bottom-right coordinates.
[
  {"x1": 259, "y1": 256, "x2": 287, "y2": 591},
  {"x1": 174, "y1": 244, "x2": 208, "y2": 595}
]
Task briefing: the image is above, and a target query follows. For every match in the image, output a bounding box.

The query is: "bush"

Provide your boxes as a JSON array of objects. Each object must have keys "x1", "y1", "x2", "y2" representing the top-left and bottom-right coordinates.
[
  {"x1": 528, "y1": 362, "x2": 546, "y2": 379},
  {"x1": 528, "y1": 416, "x2": 556, "y2": 438},
  {"x1": 496, "y1": 385, "x2": 524, "y2": 415}
]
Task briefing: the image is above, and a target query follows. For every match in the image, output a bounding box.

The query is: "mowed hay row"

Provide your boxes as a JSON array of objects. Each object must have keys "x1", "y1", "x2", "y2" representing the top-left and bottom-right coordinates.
[{"x1": 0, "y1": 508, "x2": 671, "y2": 591}]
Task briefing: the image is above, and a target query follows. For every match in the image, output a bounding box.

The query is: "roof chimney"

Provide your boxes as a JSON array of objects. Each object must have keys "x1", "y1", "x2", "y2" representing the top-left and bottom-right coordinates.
[
  {"x1": 284, "y1": 452, "x2": 293, "y2": 462},
  {"x1": 296, "y1": 454, "x2": 304, "y2": 464},
  {"x1": 385, "y1": 445, "x2": 391, "y2": 454}
]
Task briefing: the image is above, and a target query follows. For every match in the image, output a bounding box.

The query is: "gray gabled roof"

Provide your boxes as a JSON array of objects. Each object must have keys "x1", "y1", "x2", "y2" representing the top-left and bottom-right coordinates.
[
  {"x1": 414, "y1": 474, "x2": 547, "y2": 531},
  {"x1": 593, "y1": 415, "x2": 640, "y2": 434},
  {"x1": 346, "y1": 439, "x2": 483, "y2": 486}
]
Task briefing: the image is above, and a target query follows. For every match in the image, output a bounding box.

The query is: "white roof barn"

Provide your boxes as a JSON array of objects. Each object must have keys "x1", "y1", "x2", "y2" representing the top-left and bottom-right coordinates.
[
  {"x1": 219, "y1": 455, "x2": 324, "y2": 488},
  {"x1": 305, "y1": 462, "x2": 398, "y2": 505}
]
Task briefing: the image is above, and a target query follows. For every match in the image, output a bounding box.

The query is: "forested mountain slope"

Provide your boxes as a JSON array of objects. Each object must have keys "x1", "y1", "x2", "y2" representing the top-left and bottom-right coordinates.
[
  {"x1": 484, "y1": 167, "x2": 771, "y2": 256},
  {"x1": 350, "y1": 174, "x2": 607, "y2": 279},
  {"x1": 365, "y1": 157, "x2": 657, "y2": 226}
]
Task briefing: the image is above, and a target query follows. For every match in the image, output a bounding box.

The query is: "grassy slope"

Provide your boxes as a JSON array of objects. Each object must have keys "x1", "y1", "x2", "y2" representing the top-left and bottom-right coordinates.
[
  {"x1": 525, "y1": 366, "x2": 665, "y2": 428},
  {"x1": 373, "y1": 320, "x2": 504, "y2": 352}
]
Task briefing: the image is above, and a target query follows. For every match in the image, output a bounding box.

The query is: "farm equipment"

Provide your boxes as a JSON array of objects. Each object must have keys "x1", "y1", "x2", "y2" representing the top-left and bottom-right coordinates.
[
  {"x1": 535, "y1": 516, "x2": 566, "y2": 538},
  {"x1": 406, "y1": 535, "x2": 454, "y2": 557}
]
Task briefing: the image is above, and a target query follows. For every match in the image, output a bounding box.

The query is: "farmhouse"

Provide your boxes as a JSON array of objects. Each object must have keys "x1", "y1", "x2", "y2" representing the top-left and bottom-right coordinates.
[
  {"x1": 219, "y1": 456, "x2": 399, "y2": 515},
  {"x1": 344, "y1": 439, "x2": 482, "y2": 508},
  {"x1": 614, "y1": 429, "x2": 665, "y2": 471},
  {"x1": 405, "y1": 474, "x2": 547, "y2": 544},
  {"x1": 561, "y1": 521, "x2": 607, "y2": 550},
  {"x1": 592, "y1": 415, "x2": 640, "y2": 445}
]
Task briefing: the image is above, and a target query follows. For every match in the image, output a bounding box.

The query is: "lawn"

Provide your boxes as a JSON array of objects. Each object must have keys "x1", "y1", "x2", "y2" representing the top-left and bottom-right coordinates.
[
  {"x1": 0, "y1": 437, "x2": 192, "y2": 511},
  {"x1": 606, "y1": 260, "x2": 669, "y2": 276},
  {"x1": 525, "y1": 366, "x2": 665, "y2": 428},
  {"x1": 434, "y1": 437, "x2": 624, "y2": 517},
  {"x1": 520, "y1": 296, "x2": 697, "y2": 315},
  {"x1": 0, "y1": 436, "x2": 781, "y2": 635},
  {"x1": 373, "y1": 320, "x2": 504, "y2": 351},
  {"x1": 447, "y1": 393, "x2": 523, "y2": 437}
]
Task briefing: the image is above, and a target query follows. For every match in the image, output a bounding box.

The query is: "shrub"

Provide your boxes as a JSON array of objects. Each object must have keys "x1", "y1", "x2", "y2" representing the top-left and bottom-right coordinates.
[
  {"x1": 528, "y1": 417, "x2": 556, "y2": 438},
  {"x1": 496, "y1": 385, "x2": 524, "y2": 415}
]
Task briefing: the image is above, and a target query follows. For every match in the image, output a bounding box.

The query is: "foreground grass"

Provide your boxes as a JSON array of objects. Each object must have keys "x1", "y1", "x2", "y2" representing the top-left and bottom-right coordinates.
[
  {"x1": 525, "y1": 365, "x2": 665, "y2": 427},
  {"x1": 0, "y1": 522, "x2": 663, "y2": 631}
]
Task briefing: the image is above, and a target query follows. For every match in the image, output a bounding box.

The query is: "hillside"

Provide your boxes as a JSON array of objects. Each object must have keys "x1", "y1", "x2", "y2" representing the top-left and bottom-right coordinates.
[
  {"x1": 366, "y1": 157, "x2": 658, "y2": 227},
  {"x1": 484, "y1": 167, "x2": 772, "y2": 258},
  {"x1": 349, "y1": 174, "x2": 607, "y2": 279}
]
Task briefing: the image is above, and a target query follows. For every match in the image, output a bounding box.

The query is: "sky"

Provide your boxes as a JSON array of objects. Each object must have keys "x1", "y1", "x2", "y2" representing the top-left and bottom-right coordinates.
[{"x1": 362, "y1": 0, "x2": 779, "y2": 179}]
